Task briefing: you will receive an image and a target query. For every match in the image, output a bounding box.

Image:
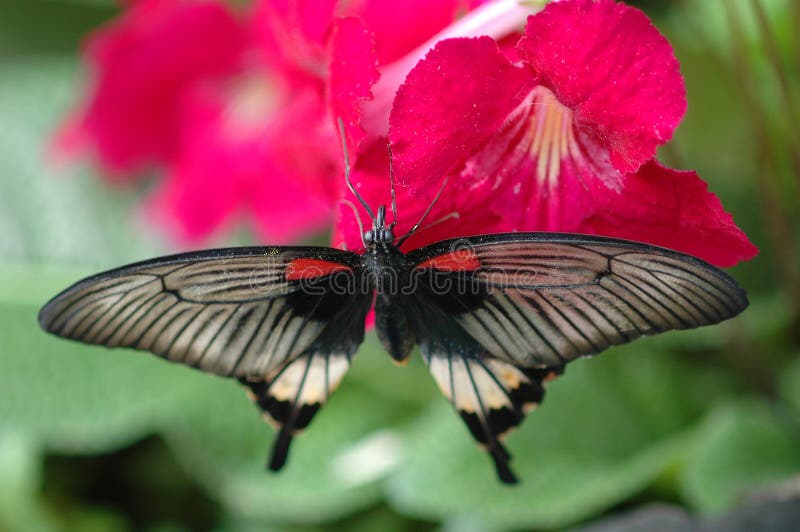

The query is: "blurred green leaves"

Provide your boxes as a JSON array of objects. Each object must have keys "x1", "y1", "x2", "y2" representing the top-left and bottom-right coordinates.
[
  {"x1": 388, "y1": 348, "x2": 727, "y2": 529},
  {"x1": 1, "y1": 1, "x2": 799, "y2": 530},
  {"x1": 0, "y1": 58, "x2": 166, "y2": 266},
  {"x1": 0, "y1": 433, "x2": 53, "y2": 532},
  {"x1": 0, "y1": 1, "x2": 117, "y2": 57},
  {"x1": 681, "y1": 400, "x2": 800, "y2": 513}
]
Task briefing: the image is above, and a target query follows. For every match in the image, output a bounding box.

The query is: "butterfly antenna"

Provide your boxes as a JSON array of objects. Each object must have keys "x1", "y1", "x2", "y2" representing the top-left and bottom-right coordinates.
[
  {"x1": 387, "y1": 142, "x2": 398, "y2": 229},
  {"x1": 342, "y1": 198, "x2": 367, "y2": 248},
  {"x1": 396, "y1": 176, "x2": 450, "y2": 248},
  {"x1": 395, "y1": 211, "x2": 459, "y2": 243},
  {"x1": 338, "y1": 118, "x2": 375, "y2": 221}
]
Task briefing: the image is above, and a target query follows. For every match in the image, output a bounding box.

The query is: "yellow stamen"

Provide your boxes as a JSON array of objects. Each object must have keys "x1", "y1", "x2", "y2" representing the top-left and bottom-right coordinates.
[{"x1": 526, "y1": 86, "x2": 578, "y2": 192}]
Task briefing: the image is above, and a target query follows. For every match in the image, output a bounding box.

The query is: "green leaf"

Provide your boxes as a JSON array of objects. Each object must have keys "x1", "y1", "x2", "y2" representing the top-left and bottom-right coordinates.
[
  {"x1": 0, "y1": 433, "x2": 56, "y2": 532},
  {"x1": 778, "y1": 358, "x2": 800, "y2": 414},
  {"x1": 0, "y1": 1, "x2": 117, "y2": 57},
  {"x1": 0, "y1": 300, "x2": 208, "y2": 452},
  {"x1": 386, "y1": 346, "x2": 734, "y2": 529},
  {"x1": 669, "y1": 0, "x2": 792, "y2": 58},
  {"x1": 0, "y1": 57, "x2": 164, "y2": 267},
  {"x1": 680, "y1": 400, "x2": 800, "y2": 513},
  {"x1": 161, "y1": 357, "x2": 410, "y2": 523},
  {"x1": 151, "y1": 335, "x2": 439, "y2": 524}
]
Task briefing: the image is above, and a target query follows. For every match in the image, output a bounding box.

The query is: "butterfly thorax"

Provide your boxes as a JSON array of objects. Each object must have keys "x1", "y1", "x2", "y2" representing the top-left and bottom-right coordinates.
[
  {"x1": 361, "y1": 206, "x2": 416, "y2": 363},
  {"x1": 363, "y1": 242, "x2": 406, "y2": 293},
  {"x1": 361, "y1": 204, "x2": 407, "y2": 295}
]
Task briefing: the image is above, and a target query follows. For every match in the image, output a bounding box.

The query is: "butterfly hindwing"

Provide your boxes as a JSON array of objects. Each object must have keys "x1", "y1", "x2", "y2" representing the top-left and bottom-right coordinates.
[
  {"x1": 405, "y1": 233, "x2": 748, "y2": 482},
  {"x1": 403, "y1": 289, "x2": 565, "y2": 483},
  {"x1": 240, "y1": 285, "x2": 372, "y2": 469},
  {"x1": 39, "y1": 246, "x2": 371, "y2": 469}
]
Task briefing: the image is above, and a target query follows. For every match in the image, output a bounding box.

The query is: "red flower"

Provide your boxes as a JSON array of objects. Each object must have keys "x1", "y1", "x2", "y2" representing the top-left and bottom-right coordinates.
[
  {"x1": 330, "y1": 0, "x2": 539, "y2": 251},
  {"x1": 334, "y1": 0, "x2": 757, "y2": 267},
  {"x1": 56, "y1": 0, "x2": 341, "y2": 244}
]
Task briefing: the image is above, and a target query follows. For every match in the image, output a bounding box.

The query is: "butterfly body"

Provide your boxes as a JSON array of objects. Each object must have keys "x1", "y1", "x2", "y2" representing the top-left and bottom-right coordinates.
[
  {"x1": 363, "y1": 212, "x2": 416, "y2": 363},
  {"x1": 39, "y1": 209, "x2": 748, "y2": 483}
]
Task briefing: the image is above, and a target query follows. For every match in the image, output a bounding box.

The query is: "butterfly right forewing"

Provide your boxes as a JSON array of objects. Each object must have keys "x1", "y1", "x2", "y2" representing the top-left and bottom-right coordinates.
[{"x1": 408, "y1": 233, "x2": 748, "y2": 367}]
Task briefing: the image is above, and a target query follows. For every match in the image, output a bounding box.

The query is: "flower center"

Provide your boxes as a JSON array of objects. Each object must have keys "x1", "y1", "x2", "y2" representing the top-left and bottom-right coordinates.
[
  {"x1": 526, "y1": 86, "x2": 578, "y2": 191},
  {"x1": 223, "y1": 73, "x2": 278, "y2": 138}
]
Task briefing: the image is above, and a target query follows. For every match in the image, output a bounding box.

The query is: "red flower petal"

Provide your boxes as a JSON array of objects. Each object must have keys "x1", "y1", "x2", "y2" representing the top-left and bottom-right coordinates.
[
  {"x1": 583, "y1": 161, "x2": 758, "y2": 267},
  {"x1": 333, "y1": 0, "x2": 754, "y2": 268},
  {"x1": 252, "y1": 0, "x2": 337, "y2": 83},
  {"x1": 328, "y1": 1, "x2": 513, "y2": 152},
  {"x1": 518, "y1": 0, "x2": 686, "y2": 174},
  {"x1": 145, "y1": 81, "x2": 337, "y2": 244},
  {"x1": 389, "y1": 37, "x2": 534, "y2": 198},
  {"x1": 481, "y1": 100, "x2": 757, "y2": 266},
  {"x1": 328, "y1": 16, "x2": 380, "y2": 154},
  {"x1": 347, "y1": 0, "x2": 485, "y2": 65},
  {"x1": 61, "y1": 0, "x2": 246, "y2": 175}
]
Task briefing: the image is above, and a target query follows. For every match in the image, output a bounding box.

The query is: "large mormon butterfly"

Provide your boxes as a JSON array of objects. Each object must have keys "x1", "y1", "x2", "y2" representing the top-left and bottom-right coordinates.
[{"x1": 39, "y1": 126, "x2": 748, "y2": 484}]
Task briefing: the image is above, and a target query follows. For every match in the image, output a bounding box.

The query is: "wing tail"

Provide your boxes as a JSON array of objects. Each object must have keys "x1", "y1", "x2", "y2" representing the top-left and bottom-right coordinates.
[
  {"x1": 409, "y1": 291, "x2": 565, "y2": 483},
  {"x1": 239, "y1": 369, "x2": 324, "y2": 471},
  {"x1": 239, "y1": 292, "x2": 371, "y2": 471},
  {"x1": 432, "y1": 352, "x2": 564, "y2": 484},
  {"x1": 490, "y1": 446, "x2": 517, "y2": 484},
  {"x1": 269, "y1": 428, "x2": 294, "y2": 471}
]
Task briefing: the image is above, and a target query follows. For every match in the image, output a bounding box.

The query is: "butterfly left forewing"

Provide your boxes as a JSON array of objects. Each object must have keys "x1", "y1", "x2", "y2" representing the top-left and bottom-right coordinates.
[{"x1": 39, "y1": 246, "x2": 372, "y2": 470}]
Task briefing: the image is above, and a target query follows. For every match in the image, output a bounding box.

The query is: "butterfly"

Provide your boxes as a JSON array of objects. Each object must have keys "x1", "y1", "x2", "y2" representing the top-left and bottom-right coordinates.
[{"x1": 38, "y1": 128, "x2": 748, "y2": 484}]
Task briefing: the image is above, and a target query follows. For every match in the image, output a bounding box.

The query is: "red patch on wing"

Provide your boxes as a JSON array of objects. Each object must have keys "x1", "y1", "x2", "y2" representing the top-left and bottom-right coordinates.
[
  {"x1": 417, "y1": 249, "x2": 481, "y2": 272},
  {"x1": 285, "y1": 258, "x2": 351, "y2": 280}
]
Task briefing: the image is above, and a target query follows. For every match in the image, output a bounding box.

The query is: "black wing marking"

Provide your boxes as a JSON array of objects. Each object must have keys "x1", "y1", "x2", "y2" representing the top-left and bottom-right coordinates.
[
  {"x1": 39, "y1": 246, "x2": 372, "y2": 469},
  {"x1": 403, "y1": 291, "x2": 564, "y2": 484},
  {"x1": 408, "y1": 233, "x2": 748, "y2": 367},
  {"x1": 240, "y1": 287, "x2": 372, "y2": 470}
]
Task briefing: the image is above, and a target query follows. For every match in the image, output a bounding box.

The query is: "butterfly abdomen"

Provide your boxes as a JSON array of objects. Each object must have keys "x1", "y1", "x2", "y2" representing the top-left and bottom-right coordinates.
[
  {"x1": 364, "y1": 244, "x2": 416, "y2": 363},
  {"x1": 375, "y1": 293, "x2": 415, "y2": 363}
]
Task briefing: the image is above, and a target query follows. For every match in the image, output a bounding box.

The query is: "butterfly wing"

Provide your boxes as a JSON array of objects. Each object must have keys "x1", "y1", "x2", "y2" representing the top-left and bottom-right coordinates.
[
  {"x1": 39, "y1": 246, "x2": 372, "y2": 469},
  {"x1": 405, "y1": 233, "x2": 748, "y2": 482},
  {"x1": 403, "y1": 291, "x2": 564, "y2": 483}
]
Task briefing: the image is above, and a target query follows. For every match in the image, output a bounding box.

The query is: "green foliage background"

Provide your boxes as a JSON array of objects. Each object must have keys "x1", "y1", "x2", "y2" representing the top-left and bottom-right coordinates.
[{"x1": 1, "y1": 0, "x2": 798, "y2": 530}]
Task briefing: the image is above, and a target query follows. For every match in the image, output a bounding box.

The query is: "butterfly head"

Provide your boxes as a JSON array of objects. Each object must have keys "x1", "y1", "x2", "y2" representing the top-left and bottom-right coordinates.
[{"x1": 364, "y1": 205, "x2": 394, "y2": 245}]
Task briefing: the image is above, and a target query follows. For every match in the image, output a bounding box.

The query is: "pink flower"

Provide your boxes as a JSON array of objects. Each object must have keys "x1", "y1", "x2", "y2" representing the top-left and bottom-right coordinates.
[
  {"x1": 333, "y1": 0, "x2": 757, "y2": 267},
  {"x1": 56, "y1": 0, "x2": 246, "y2": 178},
  {"x1": 56, "y1": 0, "x2": 341, "y2": 244}
]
